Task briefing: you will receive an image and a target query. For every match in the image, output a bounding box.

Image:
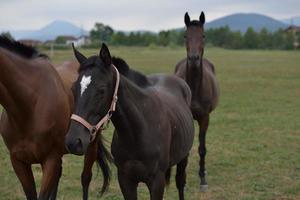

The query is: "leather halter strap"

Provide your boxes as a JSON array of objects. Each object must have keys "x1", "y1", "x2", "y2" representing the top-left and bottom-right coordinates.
[{"x1": 71, "y1": 64, "x2": 120, "y2": 142}]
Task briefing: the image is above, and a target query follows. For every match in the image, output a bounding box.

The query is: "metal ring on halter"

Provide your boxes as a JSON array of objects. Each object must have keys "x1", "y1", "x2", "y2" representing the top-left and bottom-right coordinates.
[{"x1": 90, "y1": 126, "x2": 98, "y2": 141}]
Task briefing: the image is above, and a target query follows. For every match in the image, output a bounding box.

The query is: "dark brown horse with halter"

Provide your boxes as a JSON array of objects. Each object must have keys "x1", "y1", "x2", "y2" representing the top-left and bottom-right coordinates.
[
  {"x1": 65, "y1": 43, "x2": 195, "y2": 200},
  {"x1": 175, "y1": 12, "x2": 220, "y2": 191},
  {"x1": 0, "y1": 36, "x2": 110, "y2": 200}
]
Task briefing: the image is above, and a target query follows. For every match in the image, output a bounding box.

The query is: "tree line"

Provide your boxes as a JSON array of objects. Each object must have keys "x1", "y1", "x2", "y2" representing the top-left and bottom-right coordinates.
[
  {"x1": 1, "y1": 22, "x2": 298, "y2": 50},
  {"x1": 89, "y1": 23, "x2": 298, "y2": 50}
]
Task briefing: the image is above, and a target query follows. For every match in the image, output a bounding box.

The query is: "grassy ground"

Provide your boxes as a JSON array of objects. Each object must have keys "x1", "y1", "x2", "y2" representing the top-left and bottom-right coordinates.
[{"x1": 0, "y1": 47, "x2": 299, "y2": 199}]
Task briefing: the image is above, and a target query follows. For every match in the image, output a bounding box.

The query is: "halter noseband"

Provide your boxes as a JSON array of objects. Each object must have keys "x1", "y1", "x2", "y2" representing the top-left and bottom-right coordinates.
[{"x1": 70, "y1": 64, "x2": 120, "y2": 142}]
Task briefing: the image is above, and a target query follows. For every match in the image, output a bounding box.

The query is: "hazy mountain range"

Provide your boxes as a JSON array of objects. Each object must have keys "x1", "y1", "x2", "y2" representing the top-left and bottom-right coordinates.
[
  {"x1": 2, "y1": 13, "x2": 298, "y2": 41},
  {"x1": 7, "y1": 20, "x2": 88, "y2": 41},
  {"x1": 205, "y1": 13, "x2": 289, "y2": 32}
]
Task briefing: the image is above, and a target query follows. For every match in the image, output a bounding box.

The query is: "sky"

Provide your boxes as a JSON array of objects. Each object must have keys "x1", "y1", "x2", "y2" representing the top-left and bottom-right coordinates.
[{"x1": 0, "y1": 0, "x2": 299, "y2": 32}]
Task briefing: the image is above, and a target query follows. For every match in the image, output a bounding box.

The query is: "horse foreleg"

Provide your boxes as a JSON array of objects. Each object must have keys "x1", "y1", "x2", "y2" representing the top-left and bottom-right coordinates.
[
  {"x1": 147, "y1": 170, "x2": 165, "y2": 200},
  {"x1": 11, "y1": 156, "x2": 37, "y2": 200},
  {"x1": 176, "y1": 156, "x2": 188, "y2": 200},
  {"x1": 49, "y1": 165, "x2": 62, "y2": 200},
  {"x1": 198, "y1": 115, "x2": 209, "y2": 191},
  {"x1": 38, "y1": 157, "x2": 62, "y2": 200},
  {"x1": 118, "y1": 169, "x2": 138, "y2": 200},
  {"x1": 81, "y1": 141, "x2": 97, "y2": 200}
]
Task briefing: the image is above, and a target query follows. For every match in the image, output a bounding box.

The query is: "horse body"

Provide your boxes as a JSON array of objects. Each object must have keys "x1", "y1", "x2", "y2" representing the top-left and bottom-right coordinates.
[
  {"x1": 174, "y1": 12, "x2": 220, "y2": 190},
  {"x1": 175, "y1": 58, "x2": 219, "y2": 117},
  {"x1": 0, "y1": 37, "x2": 110, "y2": 200},
  {"x1": 0, "y1": 47, "x2": 70, "y2": 199},
  {"x1": 111, "y1": 73, "x2": 194, "y2": 173},
  {"x1": 65, "y1": 45, "x2": 194, "y2": 200}
]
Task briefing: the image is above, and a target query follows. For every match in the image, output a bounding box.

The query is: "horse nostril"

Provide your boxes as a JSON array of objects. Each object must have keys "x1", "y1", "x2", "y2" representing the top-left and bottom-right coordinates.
[
  {"x1": 76, "y1": 138, "x2": 82, "y2": 149},
  {"x1": 188, "y1": 55, "x2": 200, "y2": 61}
]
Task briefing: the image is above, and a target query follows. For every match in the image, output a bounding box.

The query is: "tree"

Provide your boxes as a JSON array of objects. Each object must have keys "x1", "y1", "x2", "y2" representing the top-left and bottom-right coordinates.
[
  {"x1": 55, "y1": 36, "x2": 67, "y2": 44},
  {"x1": 244, "y1": 27, "x2": 259, "y2": 49},
  {"x1": 158, "y1": 31, "x2": 170, "y2": 46},
  {"x1": 258, "y1": 28, "x2": 272, "y2": 49},
  {"x1": 284, "y1": 31, "x2": 294, "y2": 49},
  {"x1": 229, "y1": 31, "x2": 243, "y2": 49},
  {"x1": 0, "y1": 31, "x2": 14, "y2": 40},
  {"x1": 271, "y1": 29, "x2": 285, "y2": 49},
  {"x1": 90, "y1": 23, "x2": 114, "y2": 43}
]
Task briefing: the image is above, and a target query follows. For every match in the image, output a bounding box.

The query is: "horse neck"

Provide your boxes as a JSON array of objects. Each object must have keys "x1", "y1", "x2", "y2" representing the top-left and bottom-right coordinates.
[
  {"x1": 185, "y1": 59, "x2": 203, "y2": 95},
  {"x1": 111, "y1": 75, "x2": 148, "y2": 141},
  {"x1": 0, "y1": 50, "x2": 39, "y2": 122}
]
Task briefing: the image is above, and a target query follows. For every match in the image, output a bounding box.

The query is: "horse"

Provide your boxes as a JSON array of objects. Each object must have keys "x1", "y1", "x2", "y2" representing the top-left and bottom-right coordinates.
[
  {"x1": 175, "y1": 12, "x2": 220, "y2": 191},
  {"x1": 0, "y1": 36, "x2": 110, "y2": 200},
  {"x1": 65, "y1": 43, "x2": 195, "y2": 200},
  {"x1": 55, "y1": 60, "x2": 112, "y2": 200}
]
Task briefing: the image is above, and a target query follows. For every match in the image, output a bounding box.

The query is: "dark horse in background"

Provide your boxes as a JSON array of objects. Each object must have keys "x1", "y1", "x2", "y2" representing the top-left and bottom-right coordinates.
[
  {"x1": 0, "y1": 36, "x2": 110, "y2": 200},
  {"x1": 175, "y1": 12, "x2": 220, "y2": 191},
  {"x1": 65, "y1": 43, "x2": 195, "y2": 200}
]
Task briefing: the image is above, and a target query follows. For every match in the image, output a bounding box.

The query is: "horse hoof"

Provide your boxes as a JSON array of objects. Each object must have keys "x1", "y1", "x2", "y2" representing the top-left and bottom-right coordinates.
[{"x1": 200, "y1": 184, "x2": 208, "y2": 192}]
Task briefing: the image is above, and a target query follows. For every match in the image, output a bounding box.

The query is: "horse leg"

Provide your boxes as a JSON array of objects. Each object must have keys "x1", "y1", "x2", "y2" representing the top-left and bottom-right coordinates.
[
  {"x1": 176, "y1": 156, "x2": 188, "y2": 200},
  {"x1": 198, "y1": 115, "x2": 209, "y2": 191},
  {"x1": 11, "y1": 156, "x2": 37, "y2": 200},
  {"x1": 49, "y1": 166, "x2": 62, "y2": 200},
  {"x1": 38, "y1": 157, "x2": 62, "y2": 200},
  {"x1": 147, "y1": 170, "x2": 165, "y2": 200},
  {"x1": 81, "y1": 141, "x2": 97, "y2": 200},
  {"x1": 117, "y1": 170, "x2": 138, "y2": 200}
]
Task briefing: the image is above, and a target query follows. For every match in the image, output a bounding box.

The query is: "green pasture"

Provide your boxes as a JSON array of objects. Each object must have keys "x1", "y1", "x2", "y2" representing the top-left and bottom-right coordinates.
[{"x1": 0, "y1": 47, "x2": 299, "y2": 199}]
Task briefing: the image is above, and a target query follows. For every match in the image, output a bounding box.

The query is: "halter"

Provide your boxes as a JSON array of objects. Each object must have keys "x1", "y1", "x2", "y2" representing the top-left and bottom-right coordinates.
[{"x1": 70, "y1": 64, "x2": 120, "y2": 142}]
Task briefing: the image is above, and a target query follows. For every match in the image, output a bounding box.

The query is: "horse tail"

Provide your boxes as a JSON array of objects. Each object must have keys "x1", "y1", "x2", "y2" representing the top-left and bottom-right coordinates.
[
  {"x1": 165, "y1": 167, "x2": 172, "y2": 186},
  {"x1": 96, "y1": 135, "x2": 113, "y2": 195}
]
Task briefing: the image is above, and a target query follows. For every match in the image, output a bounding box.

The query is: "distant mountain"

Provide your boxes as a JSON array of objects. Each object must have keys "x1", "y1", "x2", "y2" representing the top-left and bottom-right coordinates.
[
  {"x1": 281, "y1": 16, "x2": 300, "y2": 26},
  {"x1": 205, "y1": 13, "x2": 288, "y2": 32},
  {"x1": 10, "y1": 20, "x2": 88, "y2": 41}
]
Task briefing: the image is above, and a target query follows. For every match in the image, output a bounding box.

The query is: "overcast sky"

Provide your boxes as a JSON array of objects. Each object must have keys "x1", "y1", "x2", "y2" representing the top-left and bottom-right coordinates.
[{"x1": 0, "y1": 0, "x2": 299, "y2": 32}]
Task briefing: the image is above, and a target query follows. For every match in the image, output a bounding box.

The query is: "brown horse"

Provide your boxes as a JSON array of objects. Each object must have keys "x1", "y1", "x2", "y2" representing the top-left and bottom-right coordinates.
[
  {"x1": 175, "y1": 12, "x2": 220, "y2": 191},
  {"x1": 65, "y1": 43, "x2": 195, "y2": 200},
  {"x1": 0, "y1": 36, "x2": 110, "y2": 200}
]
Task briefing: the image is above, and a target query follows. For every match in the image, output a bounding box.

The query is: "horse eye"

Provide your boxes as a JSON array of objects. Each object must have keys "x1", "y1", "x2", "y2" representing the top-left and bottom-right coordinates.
[
  {"x1": 203, "y1": 35, "x2": 206, "y2": 38},
  {"x1": 99, "y1": 88, "x2": 105, "y2": 95},
  {"x1": 184, "y1": 35, "x2": 187, "y2": 38}
]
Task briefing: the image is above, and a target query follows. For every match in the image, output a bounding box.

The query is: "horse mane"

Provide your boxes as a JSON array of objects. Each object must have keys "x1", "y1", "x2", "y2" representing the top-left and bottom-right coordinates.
[
  {"x1": 112, "y1": 57, "x2": 150, "y2": 87},
  {"x1": 188, "y1": 20, "x2": 203, "y2": 27},
  {"x1": 0, "y1": 36, "x2": 48, "y2": 59}
]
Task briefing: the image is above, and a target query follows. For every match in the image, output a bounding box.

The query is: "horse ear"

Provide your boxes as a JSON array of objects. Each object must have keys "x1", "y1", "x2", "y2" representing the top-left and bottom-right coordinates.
[
  {"x1": 99, "y1": 43, "x2": 112, "y2": 66},
  {"x1": 72, "y1": 43, "x2": 87, "y2": 64},
  {"x1": 200, "y1": 11, "x2": 205, "y2": 24},
  {"x1": 184, "y1": 12, "x2": 190, "y2": 26}
]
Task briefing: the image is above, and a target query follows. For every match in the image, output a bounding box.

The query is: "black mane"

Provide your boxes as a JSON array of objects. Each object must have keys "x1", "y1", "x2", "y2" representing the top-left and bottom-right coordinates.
[
  {"x1": 112, "y1": 57, "x2": 149, "y2": 87},
  {"x1": 188, "y1": 20, "x2": 203, "y2": 27},
  {"x1": 0, "y1": 36, "x2": 47, "y2": 59}
]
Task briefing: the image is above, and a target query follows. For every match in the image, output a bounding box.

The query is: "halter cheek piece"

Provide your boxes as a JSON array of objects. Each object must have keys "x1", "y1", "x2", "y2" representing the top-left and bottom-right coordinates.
[{"x1": 70, "y1": 65, "x2": 120, "y2": 142}]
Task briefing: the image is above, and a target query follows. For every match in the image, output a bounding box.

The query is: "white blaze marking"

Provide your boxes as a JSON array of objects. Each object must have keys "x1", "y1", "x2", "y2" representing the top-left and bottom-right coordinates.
[{"x1": 80, "y1": 75, "x2": 92, "y2": 96}]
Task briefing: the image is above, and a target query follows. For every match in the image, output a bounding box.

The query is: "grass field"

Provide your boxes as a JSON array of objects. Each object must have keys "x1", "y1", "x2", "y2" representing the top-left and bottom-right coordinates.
[{"x1": 0, "y1": 47, "x2": 299, "y2": 200}]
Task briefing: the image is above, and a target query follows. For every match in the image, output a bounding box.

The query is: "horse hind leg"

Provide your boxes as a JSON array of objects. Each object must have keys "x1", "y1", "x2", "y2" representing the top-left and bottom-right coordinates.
[
  {"x1": 176, "y1": 156, "x2": 188, "y2": 200},
  {"x1": 198, "y1": 115, "x2": 209, "y2": 192},
  {"x1": 11, "y1": 156, "x2": 37, "y2": 200}
]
